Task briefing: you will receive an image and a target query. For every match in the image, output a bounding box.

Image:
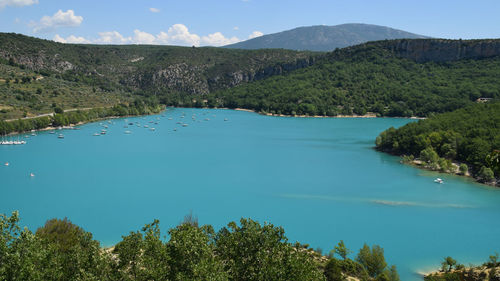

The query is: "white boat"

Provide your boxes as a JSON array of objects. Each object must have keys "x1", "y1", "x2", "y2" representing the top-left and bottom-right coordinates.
[
  {"x1": 224, "y1": 118, "x2": 228, "y2": 121},
  {"x1": 58, "y1": 134, "x2": 64, "y2": 139},
  {"x1": 30, "y1": 173, "x2": 35, "y2": 177},
  {"x1": 182, "y1": 124, "x2": 188, "y2": 127},
  {"x1": 434, "y1": 178, "x2": 444, "y2": 184},
  {"x1": 93, "y1": 133, "x2": 100, "y2": 136},
  {"x1": 150, "y1": 128, "x2": 155, "y2": 131},
  {"x1": 4, "y1": 162, "x2": 9, "y2": 166},
  {"x1": 124, "y1": 130, "x2": 131, "y2": 134}
]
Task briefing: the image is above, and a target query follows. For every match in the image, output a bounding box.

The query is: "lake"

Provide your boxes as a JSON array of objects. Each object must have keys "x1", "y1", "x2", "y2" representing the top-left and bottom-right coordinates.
[{"x1": 1, "y1": 108, "x2": 499, "y2": 280}]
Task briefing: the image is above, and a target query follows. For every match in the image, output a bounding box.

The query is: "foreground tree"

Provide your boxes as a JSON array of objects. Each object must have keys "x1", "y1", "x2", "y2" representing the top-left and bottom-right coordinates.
[
  {"x1": 356, "y1": 244, "x2": 388, "y2": 278},
  {"x1": 333, "y1": 240, "x2": 352, "y2": 260},
  {"x1": 215, "y1": 218, "x2": 324, "y2": 281}
]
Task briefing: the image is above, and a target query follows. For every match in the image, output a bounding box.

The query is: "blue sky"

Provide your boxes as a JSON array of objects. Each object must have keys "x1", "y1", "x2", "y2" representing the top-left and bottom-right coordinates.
[{"x1": 1, "y1": 0, "x2": 499, "y2": 46}]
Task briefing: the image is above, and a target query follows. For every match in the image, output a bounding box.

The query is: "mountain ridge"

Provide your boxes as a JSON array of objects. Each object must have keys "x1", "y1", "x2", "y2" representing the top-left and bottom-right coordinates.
[{"x1": 224, "y1": 23, "x2": 429, "y2": 51}]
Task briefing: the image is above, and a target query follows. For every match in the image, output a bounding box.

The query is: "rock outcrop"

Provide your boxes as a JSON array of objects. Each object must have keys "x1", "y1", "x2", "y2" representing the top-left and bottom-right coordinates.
[{"x1": 382, "y1": 39, "x2": 500, "y2": 62}]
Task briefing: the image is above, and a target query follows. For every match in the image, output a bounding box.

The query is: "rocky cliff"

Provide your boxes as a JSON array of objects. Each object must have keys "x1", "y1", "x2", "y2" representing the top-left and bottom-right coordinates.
[{"x1": 381, "y1": 39, "x2": 500, "y2": 62}]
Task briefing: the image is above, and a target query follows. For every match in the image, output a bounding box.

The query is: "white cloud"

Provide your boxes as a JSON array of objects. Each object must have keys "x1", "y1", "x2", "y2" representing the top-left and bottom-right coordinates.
[
  {"x1": 51, "y1": 24, "x2": 247, "y2": 47},
  {"x1": 0, "y1": 0, "x2": 37, "y2": 8},
  {"x1": 161, "y1": 24, "x2": 201, "y2": 46},
  {"x1": 149, "y1": 7, "x2": 160, "y2": 13},
  {"x1": 201, "y1": 32, "x2": 239, "y2": 46},
  {"x1": 248, "y1": 31, "x2": 263, "y2": 39},
  {"x1": 53, "y1": 34, "x2": 91, "y2": 44},
  {"x1": 233, "y1": 26, "x2": 239, "y2": 30},
  {"x1": 95, "y1": 31, "x2": 131, "y2": 44},
  {"x1": 32, "y1": 9, "x2": 83, "y2": 33},
  {"x1": 132, "y1": 29, "x2": 156, "y2": 44}
]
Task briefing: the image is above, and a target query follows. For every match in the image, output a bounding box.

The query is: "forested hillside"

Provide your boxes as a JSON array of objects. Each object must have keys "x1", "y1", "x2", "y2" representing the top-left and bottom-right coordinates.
[
  {"x1": 0, "y1": 211, "x2": 400, "y2": 281},
  {"x1": 200, "y1": 40, "x2": 500, "y2": 117},
  {"x1": 376, "y1": 102, "x2": 500, "y2": 185}
]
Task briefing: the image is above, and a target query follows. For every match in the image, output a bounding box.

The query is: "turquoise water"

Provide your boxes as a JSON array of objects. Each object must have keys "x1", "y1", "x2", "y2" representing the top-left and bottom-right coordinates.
[{"x1": 1, "y1": 108, "x2": 499, "y2": 280}]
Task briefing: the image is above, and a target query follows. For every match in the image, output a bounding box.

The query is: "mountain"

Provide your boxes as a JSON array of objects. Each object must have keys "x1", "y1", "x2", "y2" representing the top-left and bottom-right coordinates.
[
  {"x1": 0, "y1": 32, "x2": 317, "y2": 119},
  {"x1": 224, "y1": 23, "x2": 429, "y2": 51},
  {"x1": 207, "y1": 39, "x2": 500, "y2": 117}
]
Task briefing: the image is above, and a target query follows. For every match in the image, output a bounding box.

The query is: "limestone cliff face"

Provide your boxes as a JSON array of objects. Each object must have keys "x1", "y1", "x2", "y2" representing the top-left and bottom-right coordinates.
[
  {"x1": 125, "y1": 57, "x2": 316, "y2": 95},
  {"x1": 382, "y1": 39, "x2": 500, "y2": 62}
]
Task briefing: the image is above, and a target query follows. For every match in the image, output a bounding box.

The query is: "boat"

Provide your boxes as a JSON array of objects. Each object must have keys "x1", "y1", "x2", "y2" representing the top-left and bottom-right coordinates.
[
  {"x1": 93, "y1": 133, "x2": 100, "y2": 136},
  {"x1": 49, "y1": 131, "x2": 55, "y2": 134},
  {"x1": 4, "y1": 162, "x2": 9, "y2": 166},
  {"x1": 224, "y1": 118, "x2": 228, "y2": 121},
  {"x1": 173, "y1": 128, "x2": 177, "y2": 131},
  {"x1": 58, "y1": 134, "x2": 64, "y2": 139},
  {"x1": 124, "y1": 130, "x2": 131, "y2": 134},
  {"x1": 168, "y1": 118, "x2": 173, "y2": 120},
  {"x1": 129, "y1": 122, "x2": 134, "y2": 125},
  {"x1": 101, "y1": 130, "x2": 107, "y2": 135},
  {"x1": 144, "y1": 125, "x2": 149, "y2": 128},
  {"x1": 150, "y1": 128, "x2": 155, "y2": 131},
  {"x1": 434, "y1": 178, "x2": 444, "y2": 184},
  {"x1": 30, "y1": 173, "x2": 35, "y2": 177},
  {"x1": 182, "y1": 124, "x2": 188, "y2": 127}
]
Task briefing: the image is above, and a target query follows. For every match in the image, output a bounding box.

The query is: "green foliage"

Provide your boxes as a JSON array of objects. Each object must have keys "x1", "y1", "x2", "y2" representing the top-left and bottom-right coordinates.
[
  {"x1": 459, "y1": 163, "x2": 468, "y2": 175},
  {"x1": 356, "y1": 244, "x2": 388, "y2": 278},
  {"x1": 485, "y1": 252, "x2": 499, "y2": 268},
  {"x1": 201, "y1": 41, "x2": 500, "y2": 117},
  {"x1": 376, "y1": 102, "x2": 500, "y2": 182},
  {"x1": 441, "y1": 256, "x2": 458, "y2": 272},
  {"x1": 478, "y1": 166, "x2": 495, "y2": 182},
  {"x1": 332, "y1": 240, "x2": 352, "y2": 260},
  {"x1": 215, "y1": 218, "x2": 324, "y2": 280},
  {"x1": 1, "y1": 212, "x2": 402, "y2": 281}
]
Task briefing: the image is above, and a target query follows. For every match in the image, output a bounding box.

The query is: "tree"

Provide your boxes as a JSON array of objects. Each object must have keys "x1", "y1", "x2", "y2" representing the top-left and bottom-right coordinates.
[
  {"x1": 215, "y1": 218, "x2": 324, "y2": 281},
  {"x1": 332, "y1": 240, "x2": 352, "y2": 260},
  {"x1": 441, "y1": 256, "x2": 457, "y2": 272},
  {"x1": 420, "y1": 147, "x2": 439, "y2": 165},
  {"x1": 356, "y1": 244, "x2": 387, "y2": 278},
  {"x1": 459, "y1": 163, "x2": 468, "y2": 175},
  {"x1": 477, "y1": 166, "x2": 494, "y2": 182}
]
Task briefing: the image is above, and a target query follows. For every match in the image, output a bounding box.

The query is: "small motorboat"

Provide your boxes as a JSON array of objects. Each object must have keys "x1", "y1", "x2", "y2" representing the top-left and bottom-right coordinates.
[
  {"x1": 93, "y1": 133, "x2": 100, "y2": 136},
  {"x1": 4, "y1": 162, "x2": 9, "y2": 166},
  {"x1": 30, "y1": 173, "x2": 35, "y2": 177},
  {"x1": 58, "y1": 134, "x2": 64, "y2": 139},
  {"x1": 434, "y1": 178, "x2": 444, "y2": 184},
  {"x1": 124, "y1": 130, "x2": 131, "y2": 134}
]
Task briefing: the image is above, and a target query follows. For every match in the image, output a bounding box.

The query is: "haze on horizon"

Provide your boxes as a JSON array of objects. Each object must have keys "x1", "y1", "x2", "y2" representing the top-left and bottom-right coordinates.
[{"x1": 0, "y1": 0, "x2": 499, "y2": 47}]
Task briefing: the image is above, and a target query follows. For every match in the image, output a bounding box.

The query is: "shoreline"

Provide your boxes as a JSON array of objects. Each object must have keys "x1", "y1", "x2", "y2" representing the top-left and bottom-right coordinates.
[
  {"x1": 396, "y1": 154, "x2": 499, "y2": 188},
  {"x1": 1, "y1": 112, "x2": 162, "y2": 137},
  {"x1": 232, "y1": 107, "x2": 426, "y2": 119}
]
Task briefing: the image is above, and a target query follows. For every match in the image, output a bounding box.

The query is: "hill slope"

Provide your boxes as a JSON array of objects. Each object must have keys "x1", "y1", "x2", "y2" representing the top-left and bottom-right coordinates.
[
  {"x1": 204, "y1": 39, "x2": 500, "y2": 117},
  {"x1": 0, "y1": 32, "x2": 316, "y2": 119},
  {"x1": 224, "y1": 23, "x2": 428, "y2": 51}
]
